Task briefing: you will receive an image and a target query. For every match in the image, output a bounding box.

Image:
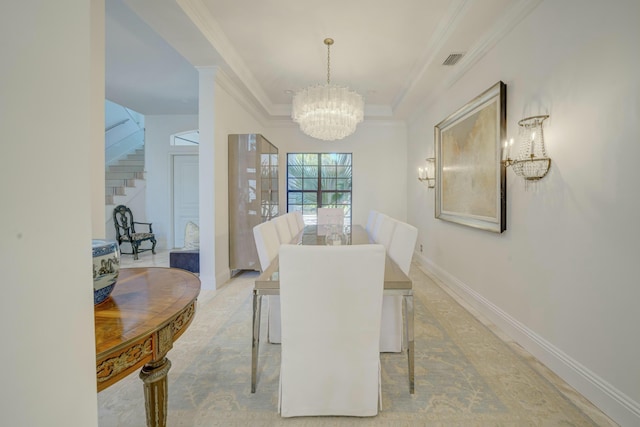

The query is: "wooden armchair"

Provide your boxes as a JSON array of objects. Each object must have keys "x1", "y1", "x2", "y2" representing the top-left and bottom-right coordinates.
[{"x1": 113, "y1": 205, "x2": 157, "y2": 260}]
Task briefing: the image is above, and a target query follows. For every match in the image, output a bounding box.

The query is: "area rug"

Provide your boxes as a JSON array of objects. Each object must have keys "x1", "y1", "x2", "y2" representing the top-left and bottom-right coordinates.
[{"x1": 98, "y1": 265, "x2": 612, "y2": 426}]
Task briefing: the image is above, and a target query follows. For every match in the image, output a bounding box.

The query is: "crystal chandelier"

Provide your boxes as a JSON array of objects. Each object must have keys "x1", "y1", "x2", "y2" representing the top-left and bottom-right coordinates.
[{"x1": 291, "y1": 38, "x2": 364, "y2": 141}]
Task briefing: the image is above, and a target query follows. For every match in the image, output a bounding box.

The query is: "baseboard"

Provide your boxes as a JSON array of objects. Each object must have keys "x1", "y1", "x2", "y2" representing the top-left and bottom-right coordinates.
[
  {"x1": 416, "y1": 253, "x2": 640, "y2": 427},
  {"x1": 199, "y1": 269, "x2": 239, "y2": 291},
  {"x1": 198, "y1": 273, "x2": 216, "y2": 291}
]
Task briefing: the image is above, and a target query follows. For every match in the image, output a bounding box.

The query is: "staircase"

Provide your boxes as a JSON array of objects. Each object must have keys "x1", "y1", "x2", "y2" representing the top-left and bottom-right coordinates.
[
  {"x1": 105, "y1": 148, "x2": 145, "y2": 205},
  {"x1": 104, "y1": 100, "x2": 147, "y2": 241}
]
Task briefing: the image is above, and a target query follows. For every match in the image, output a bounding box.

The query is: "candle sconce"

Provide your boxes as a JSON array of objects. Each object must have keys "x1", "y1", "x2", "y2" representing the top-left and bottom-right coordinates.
[
  {"x1": 503, "y1": 115, "x2": 551, "y2": 183},
  {"x1": 418, "y1": 157, "x2": 436, "y2": 188}
]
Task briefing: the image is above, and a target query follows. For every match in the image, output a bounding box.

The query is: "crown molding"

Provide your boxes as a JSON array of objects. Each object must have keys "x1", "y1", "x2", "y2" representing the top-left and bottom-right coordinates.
[
  {"x1": 178, "y1": 0, "x2": 276, "y2": 116},
  {"x1": 208, "y1": 67, "x2": 270, "y2": 128},
  {"x1": 407, "y1": 0, "x2": 543, "y2": 125},
  {"x1": 443, "y1": 0, "x2": 543, "y2": 90},
  {"x1": 179, "y1": 0, "x2": 403, "y2": 122},
  {"x1": 183, "y1": 0, "x2": 541, "y2": 126},
  {"x1": 392, "y1": 0, "x2": 471, "y2": 112}
]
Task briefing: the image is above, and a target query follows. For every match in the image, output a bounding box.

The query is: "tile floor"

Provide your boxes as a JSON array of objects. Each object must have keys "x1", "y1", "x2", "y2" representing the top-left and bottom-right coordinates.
[{"x1": 119, "y1": 248, "x2": 170, "y2": 269}]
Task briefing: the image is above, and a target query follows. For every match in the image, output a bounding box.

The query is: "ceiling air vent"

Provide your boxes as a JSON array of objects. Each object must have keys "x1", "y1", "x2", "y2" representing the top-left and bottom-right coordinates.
[{"x1": 442, "y1": 53, "x2": 464, "y2": 66}]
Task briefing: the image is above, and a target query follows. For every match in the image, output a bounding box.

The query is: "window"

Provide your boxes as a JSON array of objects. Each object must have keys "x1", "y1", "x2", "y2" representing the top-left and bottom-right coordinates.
[
  {"x1": 170, "y1": 130, "x2": 199, "y2": 146},
  {"x1": 287, "y1": 153, "x2": 352, "y2": 225}
]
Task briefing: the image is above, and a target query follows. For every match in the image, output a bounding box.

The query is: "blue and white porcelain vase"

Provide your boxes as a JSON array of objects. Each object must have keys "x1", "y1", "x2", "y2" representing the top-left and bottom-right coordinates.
[{"x1": 92, "y1": 239, "x2": 121, "y2": 305}]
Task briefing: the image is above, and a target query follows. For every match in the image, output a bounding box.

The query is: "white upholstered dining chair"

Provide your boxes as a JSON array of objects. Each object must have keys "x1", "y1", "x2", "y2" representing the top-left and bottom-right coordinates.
[
  {"x1": 253, "y1": 220, "x2": 284, "y2": 343},
  {"x1": 366, "y1": 210, "x2": 379, "y2": 234},
  {"x1": 293, "y1": 211, "x2": 305, "y2": 230},
  {"x1": 372, "y1": 214, "x2": 402, "y2": 352},
  {"x1": 381, "y1": 221, "x2": 418, "y2": 352},
  {"x1": 370, "y1": 212, "x2": 387, "y2": 242},
  {"x1": 388, "y1": 221, "x2": 418, "y2": 276},
  {"x1": 317, "y1": 207, "x2": 345, "y2": 236},
  {"x1": 252, "y1": 221, "x2": 280, "y2": 272},
  {"x1": 285, "y1": 213, "x2": 300, "y2": 236},
  {"x1": 374, "y1": 215, "x2": 397, "y2": 250},
  {"x1": 278, "y1": 244, "x2": 386, "y2": 417},
  {"x1": 317, "y1": 207, "x2": 344, "y2": 225},
  {"x1": 274, "y1": 215, "x2": 293, "y2": 244}
]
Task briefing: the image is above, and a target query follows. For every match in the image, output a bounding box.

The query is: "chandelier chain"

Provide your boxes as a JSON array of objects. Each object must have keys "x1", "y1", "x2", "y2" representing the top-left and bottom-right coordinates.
[{"x1": 326, "y1": 39, "x2": 331, "y2": 85}]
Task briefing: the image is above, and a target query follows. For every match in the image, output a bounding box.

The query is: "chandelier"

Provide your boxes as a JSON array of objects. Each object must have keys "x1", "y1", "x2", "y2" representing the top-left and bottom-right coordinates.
[{"x1": 291, "y1": 38, "x2": 364, "y2": 141}]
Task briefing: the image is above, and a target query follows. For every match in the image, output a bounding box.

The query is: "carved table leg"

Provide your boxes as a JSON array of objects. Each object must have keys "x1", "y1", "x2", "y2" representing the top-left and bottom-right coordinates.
[{"x1": 139, "y1": 357, "x2": 172, "y2": 427}]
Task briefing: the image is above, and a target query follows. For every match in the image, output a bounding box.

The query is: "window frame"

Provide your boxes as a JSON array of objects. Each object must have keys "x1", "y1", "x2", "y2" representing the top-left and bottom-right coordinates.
[{"x1": 286, "y1": 152, "x2": 352, "y2": 226}]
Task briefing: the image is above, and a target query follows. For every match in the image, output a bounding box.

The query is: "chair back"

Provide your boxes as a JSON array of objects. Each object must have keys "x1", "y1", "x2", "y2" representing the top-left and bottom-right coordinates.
[
  {"x1": 278, "y1": 244, "x2": 385, "y2": 417},
  {"x1": 113, "y1": 204, "x2": 135, "y2": 239},
  {"x1": 370, "y1": 212, "x2": 387, "y2": 241},
  {"x1": 375, "y1": 216, "x2": 397, "y2": 250},
  {"x1": 293, "y1": 211, "x2": 305, "y2": 230},
  {"x1": 285, "y1": 213, "x2": 300, "y2": 236},
  {"x1": 388, "y1": 221, "x2": 418, "y2": 275},
  {"x1": 366, "y1": 210, "x2": 379, "y2": 233},
  {"x1": 253, "y1": 221, "x2": 280, "y2": 271},
  {"x1": 274, "y1": 215, "x2": 293, "y2": 244},
  {"x1": 317, "y1": 207, "x2": 344, "y2": 226}
]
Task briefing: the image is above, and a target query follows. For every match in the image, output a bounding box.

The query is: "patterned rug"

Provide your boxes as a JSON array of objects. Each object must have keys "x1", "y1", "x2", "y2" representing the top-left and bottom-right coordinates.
[{"x1": 98, "y1": 265, "x2": 613, "y2": 426}]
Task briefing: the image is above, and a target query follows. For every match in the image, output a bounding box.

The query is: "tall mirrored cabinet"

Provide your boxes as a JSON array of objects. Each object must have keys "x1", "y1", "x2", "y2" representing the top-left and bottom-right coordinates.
[{"x1": 228, "y1": 134, "x2": 279, "y2": 271}]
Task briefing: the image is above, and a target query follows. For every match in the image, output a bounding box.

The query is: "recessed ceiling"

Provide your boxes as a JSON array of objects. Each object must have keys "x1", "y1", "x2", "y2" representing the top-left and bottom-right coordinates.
[{"x1": 107, "y1": 0, "x2": 541, "y2": 118}]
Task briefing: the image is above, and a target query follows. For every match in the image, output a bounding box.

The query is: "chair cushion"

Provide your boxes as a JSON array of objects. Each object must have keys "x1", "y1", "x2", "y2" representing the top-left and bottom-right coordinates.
[{"x1": 121, "y1": 232, "x2": 154, "y2": 241}]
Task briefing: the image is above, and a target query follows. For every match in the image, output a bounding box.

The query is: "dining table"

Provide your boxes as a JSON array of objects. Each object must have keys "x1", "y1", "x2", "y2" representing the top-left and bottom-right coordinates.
[{"x1": 252, "y1": 224, "x2": 414, "y2": 394}]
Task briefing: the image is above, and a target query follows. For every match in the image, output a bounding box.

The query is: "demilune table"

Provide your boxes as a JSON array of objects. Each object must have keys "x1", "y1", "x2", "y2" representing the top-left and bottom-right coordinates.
[
  {"x1": 95, "y1": 267, "x2": 201, "y2": 427},
  {"x1": 252, "y1": 225, "x2": 414, "y2": 394}
]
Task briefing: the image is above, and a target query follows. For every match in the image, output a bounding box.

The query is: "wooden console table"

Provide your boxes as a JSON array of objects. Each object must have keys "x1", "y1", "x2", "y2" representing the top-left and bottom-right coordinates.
[{"x1": 95, "y1": 267, "x2": 201, "y2": 427}]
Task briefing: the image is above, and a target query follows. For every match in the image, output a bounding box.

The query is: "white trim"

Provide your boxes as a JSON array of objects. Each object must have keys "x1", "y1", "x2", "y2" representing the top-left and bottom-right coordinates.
[
  {"x1": 210, "y1": 68, "x2": 269, "y2": 127},
  {"x1": 415, "y1": 252, "x2": 640, "y2": 427},
  {"x1": 171, "y1": 129, "x2": 199, "y2": 146},
  {"x1": 407, "y1": 0, "x2": 544, "y2": 126},
  {"x1": 179, "y1": 0, "x2": 275, "y2": 114}
]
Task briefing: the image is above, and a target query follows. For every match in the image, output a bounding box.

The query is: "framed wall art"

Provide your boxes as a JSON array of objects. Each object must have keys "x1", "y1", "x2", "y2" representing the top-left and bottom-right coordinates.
[{"x1": 434, "y1": 81, "x2": 506, "y2": 233}]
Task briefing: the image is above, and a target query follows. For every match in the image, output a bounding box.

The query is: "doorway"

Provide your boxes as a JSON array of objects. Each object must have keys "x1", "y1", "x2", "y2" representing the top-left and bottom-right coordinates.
[{"x1": 172, "y1": 154, "x2": 199, "y2": 248}]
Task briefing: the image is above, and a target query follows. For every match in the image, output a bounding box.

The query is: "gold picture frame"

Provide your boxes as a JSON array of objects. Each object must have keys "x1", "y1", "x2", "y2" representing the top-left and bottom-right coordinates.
[{"x1": 435, "y1": 81, "x2": 507, "y2": 233}]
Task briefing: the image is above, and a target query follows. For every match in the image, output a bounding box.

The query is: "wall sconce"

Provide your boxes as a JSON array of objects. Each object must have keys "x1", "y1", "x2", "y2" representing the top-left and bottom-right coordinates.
[
  {"x1": 418, "y1": 157, "x2": 436, "y2": 188},
  {"x1": 503, "y1": 115, "x2": 551, "y2": 183}
]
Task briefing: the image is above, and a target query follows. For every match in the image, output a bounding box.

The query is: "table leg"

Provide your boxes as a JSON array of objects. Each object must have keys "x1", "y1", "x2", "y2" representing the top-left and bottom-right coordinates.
[
  {"x1": 139, "y1": 357, "x2": 172, "y2": 427},
  {"x1": 404, "y1": 294, "x2": 415, "y2": 394},
  {"x1": 251, "y1": 293, "x2": 262, "y2": 393}
]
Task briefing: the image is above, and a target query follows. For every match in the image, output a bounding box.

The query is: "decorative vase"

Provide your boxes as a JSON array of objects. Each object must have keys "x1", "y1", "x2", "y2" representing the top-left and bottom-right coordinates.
[
  {"x1": 325, "y1": 225, "x2": 346, "y2": 246},
  {"x1": 92, "y1": 239, "x2": 121, "y2": 305}
]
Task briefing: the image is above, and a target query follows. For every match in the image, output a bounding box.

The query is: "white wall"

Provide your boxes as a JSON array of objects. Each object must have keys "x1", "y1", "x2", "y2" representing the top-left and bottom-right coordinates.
[
  {"x1": 91, "y1": 1, "x2": 106, "y2": 238},
  {"x1": 196, "y1": 70, "x2": 407, "y2": 289},
  {"x1": 407, "y1": 1, "x2": 640, "y2": 425},
  {"x1": 267, "y1": 121, "x2": 408, "y2": 227},
  {"x1": 0, "y1": 1, "x2": 101, "y2": 426},
  {"x1": 145, "y1": 114, "x2": 199, "y2": 249},
  {"x1": 198, "y1": 67, "x2": 216, "y2": 289},
  {"x1": 197, "y1": 67, "x2": 268, "y2": 290}
]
